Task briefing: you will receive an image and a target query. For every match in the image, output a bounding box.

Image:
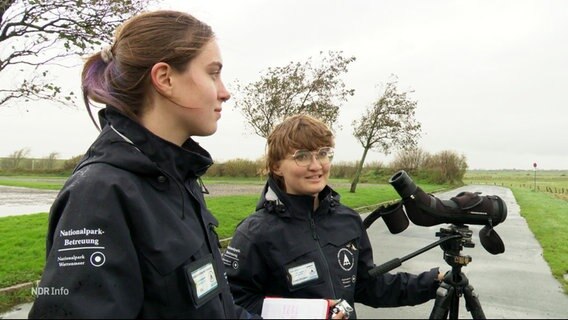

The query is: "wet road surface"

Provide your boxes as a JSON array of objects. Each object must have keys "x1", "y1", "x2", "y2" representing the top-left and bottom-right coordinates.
[{"x1": 0, "y1": 186, "x2": 58, "y2": 218}]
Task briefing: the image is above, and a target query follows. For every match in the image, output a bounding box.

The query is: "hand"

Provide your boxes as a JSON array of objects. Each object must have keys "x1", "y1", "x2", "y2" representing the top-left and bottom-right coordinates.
[{"x1": 327, "y1": 299, "x2": 352, "y2": 319}]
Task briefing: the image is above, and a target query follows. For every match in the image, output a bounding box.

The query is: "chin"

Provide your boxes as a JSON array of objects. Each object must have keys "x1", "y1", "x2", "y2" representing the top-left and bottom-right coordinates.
[
  {"x1": 195, "y1": 125, "x2": 218, "y2": 137},
  {"x1": 307, "y1": 184, "x2": 326, "y2": 195}
]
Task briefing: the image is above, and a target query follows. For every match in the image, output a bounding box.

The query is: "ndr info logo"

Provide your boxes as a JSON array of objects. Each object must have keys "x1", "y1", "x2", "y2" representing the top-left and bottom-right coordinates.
[{"x1": 31, "y1": 284, "x2": 69, "y2": 297}]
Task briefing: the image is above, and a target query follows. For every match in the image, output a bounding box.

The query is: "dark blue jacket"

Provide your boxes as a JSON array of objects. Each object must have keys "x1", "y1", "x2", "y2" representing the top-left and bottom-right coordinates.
[
  {"x1": 29, "y1": 107, "x2": 254, "y2": 319},
  {"x1": 223, "y1": 177, "x2": 439, "y2": 318}
]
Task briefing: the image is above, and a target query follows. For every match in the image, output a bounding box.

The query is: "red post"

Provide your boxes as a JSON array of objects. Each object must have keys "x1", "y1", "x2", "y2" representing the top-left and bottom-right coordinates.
[{"x1": 533, "y1": 162, "x2": 537, "y2": 191}]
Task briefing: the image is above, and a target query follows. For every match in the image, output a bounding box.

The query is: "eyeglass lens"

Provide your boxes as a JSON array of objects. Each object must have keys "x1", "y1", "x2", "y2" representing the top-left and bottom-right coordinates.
[{"x1": 293, "y1": 148, "x2": 334, "y2": 166}]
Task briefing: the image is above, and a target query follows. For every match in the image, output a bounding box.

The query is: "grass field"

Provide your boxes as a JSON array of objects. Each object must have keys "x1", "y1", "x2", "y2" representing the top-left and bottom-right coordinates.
[
  {"x1": 1, "y1": 171, "x2": 567, "y2": 313},
  {"x1": 464, "y1": 169, "x2": 568, "y2": 200}
]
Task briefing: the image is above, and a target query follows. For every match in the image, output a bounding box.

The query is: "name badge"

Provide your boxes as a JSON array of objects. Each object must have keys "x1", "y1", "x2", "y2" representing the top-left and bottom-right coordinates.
[
  {"x1": 184, "y1": 255, "x2": 220, "y2": 307},
  {"x1": 287, "y1": 261, "x2": 319, "y2": 286}
]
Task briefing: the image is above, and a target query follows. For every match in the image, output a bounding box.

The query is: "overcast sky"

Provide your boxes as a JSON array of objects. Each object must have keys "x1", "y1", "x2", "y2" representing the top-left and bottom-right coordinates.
[{"x1": 1, "y1": 0, "x2": 566, "y2": 170}]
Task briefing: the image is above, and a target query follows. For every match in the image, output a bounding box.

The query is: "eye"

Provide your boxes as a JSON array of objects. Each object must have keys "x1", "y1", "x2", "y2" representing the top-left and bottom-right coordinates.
[
  {"x1": 294, "y1": 151, "x2": 311, "y2": 162},
  {"x1": 210, "y1": 71, "x2": 220, "y2": 79},
  {"x1": 319, "y1": 148, "x2": 334, "y2": 161}
]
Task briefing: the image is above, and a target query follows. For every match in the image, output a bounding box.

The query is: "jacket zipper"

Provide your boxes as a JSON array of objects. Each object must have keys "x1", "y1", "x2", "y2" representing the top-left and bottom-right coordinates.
[{"x1": 308, "y1": 211, "x2": 337, "y2": 298}]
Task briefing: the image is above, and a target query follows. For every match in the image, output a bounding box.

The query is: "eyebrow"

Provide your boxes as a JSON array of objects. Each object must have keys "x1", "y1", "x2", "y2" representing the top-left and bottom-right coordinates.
[{"x1": 208, "y1": 61, "x2": 223, "y2": 70}]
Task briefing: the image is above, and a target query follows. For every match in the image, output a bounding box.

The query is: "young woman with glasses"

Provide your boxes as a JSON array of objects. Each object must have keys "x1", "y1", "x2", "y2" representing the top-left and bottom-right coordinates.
[{"x1": 223, "y1": 114, "x2": 443, "y2": 319}]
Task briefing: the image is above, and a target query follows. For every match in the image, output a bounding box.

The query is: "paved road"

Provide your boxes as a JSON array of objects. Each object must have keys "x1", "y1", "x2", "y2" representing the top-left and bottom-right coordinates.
[
  {"x1": 0, "y1": 186, "x2": 58, "y2": 218},
  {"x1": 2, "y1": 185, "x2": 567, "y2": 318}
]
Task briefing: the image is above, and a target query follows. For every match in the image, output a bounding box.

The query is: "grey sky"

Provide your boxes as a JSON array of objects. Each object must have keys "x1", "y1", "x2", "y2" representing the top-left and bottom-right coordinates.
[{"x1": 1, "y1": 0, "x2": 566, "y2": 169}]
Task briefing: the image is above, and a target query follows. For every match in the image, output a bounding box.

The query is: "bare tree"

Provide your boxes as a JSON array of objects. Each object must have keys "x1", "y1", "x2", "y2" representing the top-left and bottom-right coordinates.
[
  {"x1": 43, "y1": 151, "x2": 59, "y2": 170},
  {"x1": 0, "y1": 0, "x2": 153, "y2": 108},
  {"x1": 350, "y1": 75, "x2": 421, "y2": 192},
  {"x1": 233, "y1": 51, "x2": 356, "y2": 138},
  {"x1": 8, "y1": 147, "x2": 30, "y2": 169}
]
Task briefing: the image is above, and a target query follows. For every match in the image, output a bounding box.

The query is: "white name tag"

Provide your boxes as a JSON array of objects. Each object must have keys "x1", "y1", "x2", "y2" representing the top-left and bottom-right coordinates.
[
  {"x1": 288, "y1": 261, "x2": 319, "y2": 286},
  {"x1": 191, "y1": 262, "x2": 219, "y2": 299}
]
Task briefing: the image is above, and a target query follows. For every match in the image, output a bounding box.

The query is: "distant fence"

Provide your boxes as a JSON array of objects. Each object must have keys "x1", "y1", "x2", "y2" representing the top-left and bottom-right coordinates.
[
  {"x1": 0, "y1": 157, "x2": 66, "y2": 171},
  {"x1": 468, "y1": 181, "x2": 568, "y2": 195}
]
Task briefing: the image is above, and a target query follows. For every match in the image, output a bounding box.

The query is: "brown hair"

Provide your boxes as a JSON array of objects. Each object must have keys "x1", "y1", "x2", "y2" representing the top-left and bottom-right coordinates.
[
  {"x1": 81, "y1": 10, "x2": 214, "y2": 128},
  {"x1": 266, "y1": 114, "x2": 335, "y2": 186}
]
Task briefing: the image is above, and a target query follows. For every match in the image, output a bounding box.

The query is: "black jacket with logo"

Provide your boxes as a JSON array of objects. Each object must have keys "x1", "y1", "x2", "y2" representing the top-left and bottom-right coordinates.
[
  {"x1": 223, "y1": 177, "x2": 439, "y2": 318},
  {"x1": 29, "y1": 107, "x2": 254, "y2": 319}
]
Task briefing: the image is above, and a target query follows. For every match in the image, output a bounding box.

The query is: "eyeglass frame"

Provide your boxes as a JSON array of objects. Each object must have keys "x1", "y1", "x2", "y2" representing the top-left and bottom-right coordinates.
[{"x1": 288, "y1": 147, "x2": 335, "y2": 167}]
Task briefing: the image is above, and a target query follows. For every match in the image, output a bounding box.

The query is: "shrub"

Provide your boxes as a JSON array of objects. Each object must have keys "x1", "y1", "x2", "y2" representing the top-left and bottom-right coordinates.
[
  {"x1": 421, "y1": 150, "x2": 468, "y2": 184},
  {"x1": 389, "y1": 148, "x2": 430, "y2": 175},
  {"x1": 206, "y1": 158, "x2": 263, "y2": 178}
]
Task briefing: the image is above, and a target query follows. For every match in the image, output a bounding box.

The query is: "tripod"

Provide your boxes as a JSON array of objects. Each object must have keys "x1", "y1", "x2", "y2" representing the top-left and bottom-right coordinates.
[
  {"x1": 367, "y1": 224, "x2": 486, "y2": 319},
  {"x1": 429, "y1": 224, "x2": 485, "y2": 319}
]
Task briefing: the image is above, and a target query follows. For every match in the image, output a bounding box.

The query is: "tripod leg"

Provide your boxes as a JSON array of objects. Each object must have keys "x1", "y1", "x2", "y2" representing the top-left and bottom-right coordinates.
[
  {"x1": 463, "y1": 284, "x2": 486, "y2": 319},
  {"x1": 429, "y1": 282, "x2": 453, "y2": 319},
  {"x1": 449, "y1": 290, "x2": 460, "y2": 319}
]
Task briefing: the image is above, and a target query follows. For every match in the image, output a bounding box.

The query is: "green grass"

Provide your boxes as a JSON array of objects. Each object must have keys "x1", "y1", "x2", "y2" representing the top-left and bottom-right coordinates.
[
  {"x1": 510, "y1": 187, "x2": 568, "y2": 293},
  {"x1": 0, "y1": 287, "x2": 33, "y2": 316},
  {"x1": 0, "y1": 177, "x2": 66, "y2": 190},
  {"x1": 0, "y1": 213, "x2": 48, "y2": 313},
  {"x1": 207, "y1": 195, "x2": 261, "y2": 238},
  {"x1": 0, "y1": 214, "x2": 48, "y2": 288}
]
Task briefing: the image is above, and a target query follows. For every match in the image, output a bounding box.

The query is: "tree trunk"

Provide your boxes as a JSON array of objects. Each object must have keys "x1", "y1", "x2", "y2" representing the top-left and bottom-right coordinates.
[{"x1": 350, "y1": 147, "x2": 369, "y2": 193}]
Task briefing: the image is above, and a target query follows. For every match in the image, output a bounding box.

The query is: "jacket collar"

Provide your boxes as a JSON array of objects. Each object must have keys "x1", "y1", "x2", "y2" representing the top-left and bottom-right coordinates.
[
  {"x1": 98, "y1": 106, "x2": 213, "y2": 180},
  {"x1": 257, "y1": 176, "x2": 340, "y2": 219}
]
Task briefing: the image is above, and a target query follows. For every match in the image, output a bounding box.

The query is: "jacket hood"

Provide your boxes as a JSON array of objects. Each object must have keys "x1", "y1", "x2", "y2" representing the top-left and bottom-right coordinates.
[
  {"x1": 256, "y1": 176, "x2": 341, "y2": 219},
  {"x1": 76, "y1": 107, "x2": 213, "y2": 180}
]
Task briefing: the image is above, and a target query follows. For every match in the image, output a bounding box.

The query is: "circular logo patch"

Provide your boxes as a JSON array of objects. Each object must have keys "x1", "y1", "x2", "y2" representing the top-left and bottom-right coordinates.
[
  {"x1": 337, "y1": 248, "x2": 354, "y2": 271},
  {"x1": 90, "y1": 251, "x2": 106, "y2": 267}
]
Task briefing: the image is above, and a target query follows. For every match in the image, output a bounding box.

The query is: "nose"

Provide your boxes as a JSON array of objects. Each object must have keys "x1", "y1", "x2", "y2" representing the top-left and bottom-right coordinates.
[
  {"x1": 219, "y1": 81, "x2": 231, "y2": 102},
  {"x1": 307, "y1": 154, "x2": 323, "y2": 169}
]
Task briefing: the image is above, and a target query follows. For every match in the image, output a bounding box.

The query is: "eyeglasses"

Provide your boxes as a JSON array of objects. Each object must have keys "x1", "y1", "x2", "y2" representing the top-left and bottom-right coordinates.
[{"x1": 290, "y1": 147, "x2": 335, "y2": 167}]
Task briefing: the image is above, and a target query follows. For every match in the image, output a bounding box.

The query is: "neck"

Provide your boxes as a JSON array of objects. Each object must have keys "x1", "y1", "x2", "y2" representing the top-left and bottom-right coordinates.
[
  {"x1": 313, "y1": 196, "x2": 320, "y2": 211},
  {"x1": 140, "y1": 104, "x2": 189, "y2": 146}
]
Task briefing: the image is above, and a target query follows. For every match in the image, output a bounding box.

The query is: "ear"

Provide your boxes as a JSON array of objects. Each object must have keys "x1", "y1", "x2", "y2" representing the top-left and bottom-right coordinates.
[
  {"x1": 150, "y1": 62, "x2": 173, "y2": 96},
  {"x1": 272, "y1": 163, "x2": 284, "y2": 177}
]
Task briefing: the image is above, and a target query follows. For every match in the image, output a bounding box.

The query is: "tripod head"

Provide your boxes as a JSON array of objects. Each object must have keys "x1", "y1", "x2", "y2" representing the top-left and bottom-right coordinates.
[{"x1": 436, "y1": 224, "x2": 474, "y2": 268}]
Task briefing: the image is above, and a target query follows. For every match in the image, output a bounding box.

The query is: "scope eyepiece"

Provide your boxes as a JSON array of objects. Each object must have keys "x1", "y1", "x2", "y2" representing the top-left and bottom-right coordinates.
[{"x1": 389, "y1": 170, "x2": 417, "y2": 198}]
